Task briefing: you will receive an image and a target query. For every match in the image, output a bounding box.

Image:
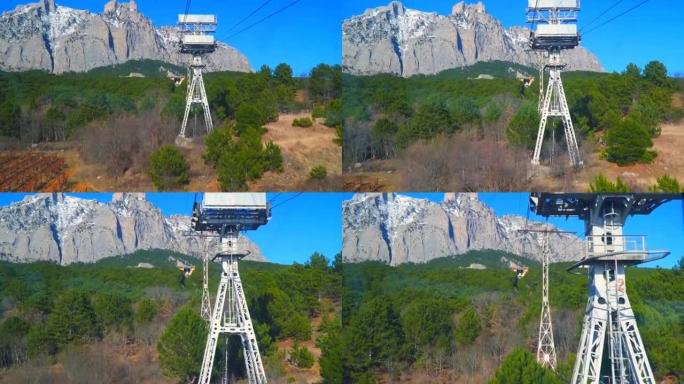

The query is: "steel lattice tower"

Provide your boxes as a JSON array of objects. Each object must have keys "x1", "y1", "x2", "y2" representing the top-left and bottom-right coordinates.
[
  {"x1": 527, "y1": 1, "x2": 583, "y2": 167},
  {"x1": 530, "y1": 193, "x2": 674, "y2": 384},
  {"x1": 192, "y1": 194, "x2": 271, "y2": 384},
  {"x1": 200, "y1": 237, "x2": 211, "y2": 323},
  {"x1": 177, "y1": 15, "x2": 217, "y2": 139},
  {"x1": 536, "y1": 230, "x2": 557, "y2": 370}
]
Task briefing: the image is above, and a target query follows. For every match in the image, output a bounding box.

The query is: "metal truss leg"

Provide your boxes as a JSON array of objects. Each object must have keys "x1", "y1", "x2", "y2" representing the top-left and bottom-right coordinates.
[
  {"x1": 572, "y1": 299, "x2": 608, "y2": 384},
  {"x1": 231, "y1": 261, "x2": 267, "y2": 384},
  {"x1": 199, "y1": 269, "x2": 230, "y2": 384},
  {"x1": 180, "y1": 73, "x2": 197, "y2": 138},
  {"x1": 556, "y1": 74, "x2": 583, "y2": 167},
  {"x1": 618, "y1": 306, "x2": 656, "y2": 383},
  {"x1": 532, "y1": 75, "x2": 555, "y2": 165},
  {"x1": 197, "y1": 71, "x2": 214, "y2": 134},
  {"x1": 198, "y1": 258, "x2": 267, "y2": 384},
  {"x1": 201, "y1": 250, "x2": 211, "y2": 323}
]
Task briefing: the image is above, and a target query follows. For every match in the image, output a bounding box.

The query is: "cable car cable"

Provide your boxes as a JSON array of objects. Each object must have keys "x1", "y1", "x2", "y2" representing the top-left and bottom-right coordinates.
[
  {"x1": 583, "y1": 0, "x2": 652, "y2": 37},
  {"x1": 225, "y1": 0, "x2": 303, "y2": 40},
  {"x1": 580, "y1": 0, "x2": 624, "y2": 32},
  {"x1": 226, "y1": 0, "x2": 275, "y2": 33}
]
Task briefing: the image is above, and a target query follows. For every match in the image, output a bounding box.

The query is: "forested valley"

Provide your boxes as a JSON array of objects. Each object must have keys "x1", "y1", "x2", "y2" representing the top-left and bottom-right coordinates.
[
  {"x1": 341, "y1": 251, "x2": 684, "y2": 383},
  {"x1": 0, "y1": 61, "x2": 342, "y2": 191},
  {"x1": 342, "y1": 61, "x2": 684, "y2": 192},
  {"x1": 0, "y1": 250, "x2": 342, "y2": 383}
]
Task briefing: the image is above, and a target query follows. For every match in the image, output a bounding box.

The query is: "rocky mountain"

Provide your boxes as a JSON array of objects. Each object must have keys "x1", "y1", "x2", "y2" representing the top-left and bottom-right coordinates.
[
  {"x1": 0, "y1": 193, "x2": 264, "y2": 265},
  {"x1": 0, "y1": 0, "x2": 251, "y2": 74},
  {"x1": 343, "y1": 193, "x2": 583, "y2": 266},
  {"x1": 343, "y1": 1, "x2": 603, "y2": 77}
]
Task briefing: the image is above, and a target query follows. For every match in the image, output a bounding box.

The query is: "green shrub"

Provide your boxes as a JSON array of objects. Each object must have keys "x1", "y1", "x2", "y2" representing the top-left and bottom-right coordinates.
[
  {"x1": 455, "y1": 307, "x2": 481, "y2": 346},
  {"x1": 135, "y1": 299, "x2": 159, "y2": 324},
  {"x1": 589, "y1": 174, "x2": 630, "y2": 193},
  {"x1": 293, "y1": 117, "x2": 314, "y2": 128},
  {"x1": 235, "y1": 104, "x2": 267, "y2": 135},
  {"x1": 489, "y1": 348, "x2": 562, "y2": 384},
  {"x1": 92, "y1": 292, "x2": 132, "y2": 330},
  {"x1": 203, "y1": 126, "x2": 235, "y2": 166},
  {"x1": 312, "y1": 104, "x2": 327, "y2": 118},
  {"x1": 147, "y1": 145, "x2": 190, "y2": 191},
  {"x1": 649, "y1": 175, "x2": 681, "y2": 193},
  {"x1": 264, "y1": 141, "x2": 284, "y2": 172},
  {"x1": 507, "y1": 101, "x2": 540, "y2": 149},
  {"x1": 213, "y1": 129, "x2": 283, "y2": 191},
  {"x1": 157, "y1": 307, "x2": 207, "y2": 382},
  {"x1": 604, "y1": 118, "x2": 656, "y2": 165},
  {"x1": 289, "y1": 343, "x2": 314, "y2": 369},
  {"x1": 217, "y1": 151, "x2": 249, "y2": 191},
  {"x1": 43, "y1": 290, "x2": 102, "y2": 354},
  {"x1": 0, "y1": 100, "x2": 21, "y2": 138},
  {"x1": 309, "y1": 165, "x2": 328, "y2": 180}
]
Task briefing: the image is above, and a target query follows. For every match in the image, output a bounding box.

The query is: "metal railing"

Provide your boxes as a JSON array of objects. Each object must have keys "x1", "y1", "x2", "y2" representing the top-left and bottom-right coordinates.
[{"x1": 584, "y1": 235, "x2": 647, "y2": 259}]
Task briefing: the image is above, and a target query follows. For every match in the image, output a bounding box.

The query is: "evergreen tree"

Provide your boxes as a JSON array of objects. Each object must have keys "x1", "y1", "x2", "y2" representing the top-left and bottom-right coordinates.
[
  {"x1": 604, "y1": 118, "x2": 655, "y2": 165},
  {"x1": 650, "y1": 175, "x2": 681, "y2": 193},
  {"x1": 45, "y1": 290, "x2": 101, "y2": 353},
  {"x1": 489, "y1": 349, "x2": 561, "y2": 384},
  {"x1": 147, "y1": 145, "x2": 190, "y2": 191},
  {"x1": 589, "y1": 174, "x2": 630, "y2": 193},
  {"x1": 455, "y1": 307, "x2": 482, "y2": 346},
  {"x1": 317, "y1": 316, "x2": 343, "y2": 384},
  {"x1": 344, "y1": 296, "x2": 404, "y2": 380},
  {"x1": 274, "y1": 63, "x2": 294, "y2": 86},
  {"x1": 157, "y1": 307, "x2": 207, "y2": 383},
  {"x1": 507, "y1": 101, "x2": 540, "y2": 149}
]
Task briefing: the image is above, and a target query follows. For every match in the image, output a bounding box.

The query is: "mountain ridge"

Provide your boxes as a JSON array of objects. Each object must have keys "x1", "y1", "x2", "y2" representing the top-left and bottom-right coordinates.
[
  {"x1": 342, "y1": 193, "x2": 583, "y2": 266},
  {"x1": 0, "y1": 0, "x2": 251, "y2": 74},
  {"x1": 0, "y1": 193, "x2": 264, "y2": 265},
  {"x1": 343, "y1": 1, "x2": 603, "y2": 77}
]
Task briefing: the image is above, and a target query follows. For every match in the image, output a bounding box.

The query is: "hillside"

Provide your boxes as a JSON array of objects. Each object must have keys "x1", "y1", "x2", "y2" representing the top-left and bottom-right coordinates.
[
  {"x1": 342, "y1": 60, "x2": 683, "y2": 192},
  {"x1": 85, "y1": 59, "x2": 185, "y2": 78},
  {"x1": 341, "y1": 253, "x2": 684, "y2": 383},
  {"x1": 0, "y1": 62, "x2": 342, "y2": 192},
  {"x1": 0, "y1": 249, "x2": 342, "y2": 383}
]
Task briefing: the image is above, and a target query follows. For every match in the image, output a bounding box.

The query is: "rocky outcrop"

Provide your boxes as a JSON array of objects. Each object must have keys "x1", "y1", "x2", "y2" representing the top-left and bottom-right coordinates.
[
  {"x1": 0, "y1": 0, "x2": 251, "y2": 73},
  {"x1": 342, "y1": 1, "x2": 603, "y2": 77},
  {"x1": 0, "y1": 193, "x2": 264, "y2": 265},
  {"x1": 343, "y1": 193, "x2": 583, "y2": 266}
]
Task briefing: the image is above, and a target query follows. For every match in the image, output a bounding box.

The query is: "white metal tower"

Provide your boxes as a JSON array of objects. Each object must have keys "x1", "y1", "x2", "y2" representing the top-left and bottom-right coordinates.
[
  {"x1": 530, "y1": 193, "x2": 674, "y2": 384},
  {"x1": 178, "y1": 14, "x2": 217, "y2": 139},
  {"x1": 537, "y1": 230, "x2": 557, "y2": 370},
  {"x1": 192, "y1": 193, "x2": 271, "y2": 384},
  {"x1": 527, "y1": 0, "x2": 583, "y2": 167},
  {"x1": 200, "y1": 236, "x2": 211, "y2": 323}
]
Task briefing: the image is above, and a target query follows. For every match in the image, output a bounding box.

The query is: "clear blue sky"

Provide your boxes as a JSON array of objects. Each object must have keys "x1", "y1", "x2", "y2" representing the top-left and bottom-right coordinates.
[
  {"x1": 402, "y1": 193, "x2": 684, "y2": 269},
  {"x1": 1, "y1": 0, "x2": 342, "y2": 75},
  {"x1": 342, "y1": 0, "x2": 684, "y2": 75},
  {"x1": 0, "y1": 193, "x2": 347, "y2": 265}
]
